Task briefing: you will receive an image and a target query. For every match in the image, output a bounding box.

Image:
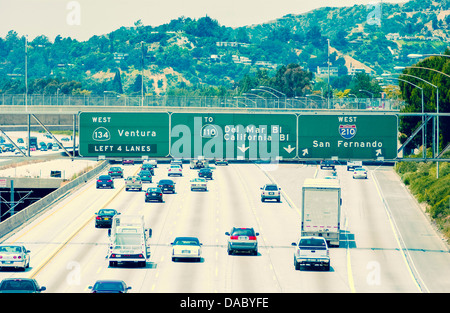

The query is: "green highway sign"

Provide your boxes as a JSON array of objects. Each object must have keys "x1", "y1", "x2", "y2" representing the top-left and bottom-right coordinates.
[
  {"x1": 78, "y1": 111, "x2": 399, "y2": 161},
  {"x1": 170, "y1": 112, "x2": 297, "y2": 160},
  {"x1": 78, "y1": 112, "x2": 170, "y2": 157},
  {"x1": 298, "y1": 114, "x2": 398, "y2": 160}
]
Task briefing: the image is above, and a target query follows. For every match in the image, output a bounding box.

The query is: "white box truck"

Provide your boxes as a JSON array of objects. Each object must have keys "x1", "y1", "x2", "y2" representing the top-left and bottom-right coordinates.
[
  {"x1": 301, "y1": 178, "x2": 341, "y2": 247},
  {"x1": 107, "y1": 215, "x2": 152, "y2": 267}
]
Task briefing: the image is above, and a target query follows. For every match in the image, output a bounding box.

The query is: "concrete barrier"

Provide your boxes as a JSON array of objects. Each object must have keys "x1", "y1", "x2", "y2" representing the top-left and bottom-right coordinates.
[{"x1": 0, "y1": 160, "x2": 109, "y2": 239}]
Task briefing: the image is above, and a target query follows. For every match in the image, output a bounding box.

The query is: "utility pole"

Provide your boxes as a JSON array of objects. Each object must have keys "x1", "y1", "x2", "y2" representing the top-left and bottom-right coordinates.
[{"x1": 327, "y1": 38, "x2": 331, "y2": 110}]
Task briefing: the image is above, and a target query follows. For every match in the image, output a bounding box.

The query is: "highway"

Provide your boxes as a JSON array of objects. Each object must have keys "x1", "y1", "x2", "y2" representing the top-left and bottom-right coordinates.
[{"x1": 0, "y1": 161, "x2": 449, "y2": 293}]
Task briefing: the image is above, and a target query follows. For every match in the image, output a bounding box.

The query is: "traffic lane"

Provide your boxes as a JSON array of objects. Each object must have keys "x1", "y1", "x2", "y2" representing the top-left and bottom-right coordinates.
[
  {"x1": 18, "y1": 165, "x2": 140, "y2": 292},
  {"x1": 331, "y1": 165, "x2": 420, "y2": 292},
  {"x1": 215, "y1": 164, "x2": 283, "y2": 293},
  {"x1": 246, "y1": 163, "x2": 351, "y2": 292},
  {"x1": 45, "y1": 164, "x2": 177, "y2": 293},
  {"x1": 144, "y1": 163, "x2": 282, "y2": 293},
  {"x1": 144, "y1": 166, "x2": 216, "y2": 293},
  {"x1": 340, "y1": 166, "x2": 399, "y2": 249},
  {"x1": 373, "y1": 168, "x2": 450, "y2": 293}
]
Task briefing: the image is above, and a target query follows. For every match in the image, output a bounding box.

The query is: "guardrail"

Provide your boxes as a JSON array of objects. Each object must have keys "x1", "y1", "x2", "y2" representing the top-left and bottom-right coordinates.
[{"x1": 0, "y1": 94, "x2": 404, "y2": 111}]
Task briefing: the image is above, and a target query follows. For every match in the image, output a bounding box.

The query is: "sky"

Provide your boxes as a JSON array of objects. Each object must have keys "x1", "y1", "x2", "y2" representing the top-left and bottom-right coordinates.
[{"x1": 0, "y1": 0, "x2": 409, "y2": 42}]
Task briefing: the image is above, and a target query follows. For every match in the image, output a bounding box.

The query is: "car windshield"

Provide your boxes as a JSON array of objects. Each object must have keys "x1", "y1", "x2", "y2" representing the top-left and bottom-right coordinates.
[
  {"x1": 299, "y1": 238, "x2": 326, "y2": 247},
  {"x1": 94, "y1": 282, "x2": 124, "y2": 291},
  {"x1": 174, "y1": 238, "x2": 199, "y2": 245},
  {"x1": 159, "y1": 180, "x2": 173, "y2": 184},
  {"x1": 264, "y1": 185, "x2": 278, "y2": 190},
  {"x1": 99, "y1": 209, "x2": 116, "y2": 215},
  {"x1": 0, "y1": 280, "x2": 35, "y2": 291},
  {"x1": 231, "y1": 228, "x2": 255, "y2": 236},
  {"x1": 139, "y1": 171, "x2": 151, "y2": 175},
  {"x1": 0, "y1": 246, "x2": 22, "y2": 253},
  {"x1": 99, "y1": 176, "x2": 110, "y2": 180},
  {"x1": 355, "y1": 168, "x2": 365, "y2": 171}
]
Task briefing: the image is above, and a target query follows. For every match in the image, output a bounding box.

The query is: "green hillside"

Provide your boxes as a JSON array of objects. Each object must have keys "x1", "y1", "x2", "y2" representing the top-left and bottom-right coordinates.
[{"x1": 0, "y1": 0, "x2": 449, "y2": 96}]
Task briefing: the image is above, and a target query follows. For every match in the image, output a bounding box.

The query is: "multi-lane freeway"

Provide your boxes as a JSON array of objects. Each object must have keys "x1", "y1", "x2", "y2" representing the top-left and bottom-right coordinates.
[{"x1": 0, "y1": 161, "x2": 449, "y2": 293}]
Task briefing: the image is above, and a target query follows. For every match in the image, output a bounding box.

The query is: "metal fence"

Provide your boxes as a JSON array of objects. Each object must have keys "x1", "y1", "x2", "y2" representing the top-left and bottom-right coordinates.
[{"x1": 0, "y1": 94, "x2": 405, "y2": 110}]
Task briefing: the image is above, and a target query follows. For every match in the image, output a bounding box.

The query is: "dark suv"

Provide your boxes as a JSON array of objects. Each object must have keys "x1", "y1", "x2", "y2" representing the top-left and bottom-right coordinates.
[
  {"x1": 198, "y1": 168, "x2": 213, "y2": 179},
  {"x1": 320, "y1": 160, "x2": 336, "y2": 170},
  {"x1": 157, "y1": 179, "x2": 176, "y2": 194},
  {"x1": 225, "y1": 227, "x2": 259, "y2": 255}
]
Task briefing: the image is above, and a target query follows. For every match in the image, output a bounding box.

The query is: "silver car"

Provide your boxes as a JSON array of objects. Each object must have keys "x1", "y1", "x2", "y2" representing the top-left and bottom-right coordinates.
[
  {"x1": 0, "y1": 244, "x2": 31, "y2": 271},
  {"x1": 225, "y1": 227, "x2": 259, "y2": 255}
]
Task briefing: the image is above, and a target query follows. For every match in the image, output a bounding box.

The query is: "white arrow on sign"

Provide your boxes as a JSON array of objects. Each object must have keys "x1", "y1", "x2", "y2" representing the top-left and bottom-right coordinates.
[
  {"x1": 283, "y1": 145, "x2": 295, "y2": 154},
  {"x1": 302, "y1": 148, "x2": 309, "y2": 156},
  {"x1": 237, "y1": 144, "x2": 249, "y2": 153},
  {"x1": 376, "y1": 149, "x2": 383, "y2": 156}
]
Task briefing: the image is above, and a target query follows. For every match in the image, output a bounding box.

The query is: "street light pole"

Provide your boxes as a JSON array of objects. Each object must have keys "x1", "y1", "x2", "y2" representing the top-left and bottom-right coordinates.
[{"x1": 25, "y1": 36, "x2": 28, "y2": 112}]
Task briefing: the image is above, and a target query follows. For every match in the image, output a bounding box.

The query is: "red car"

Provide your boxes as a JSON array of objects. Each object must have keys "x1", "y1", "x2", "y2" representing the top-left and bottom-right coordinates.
[{"x1": 122, "y1": 159, "x2": 134, "y2": 165}]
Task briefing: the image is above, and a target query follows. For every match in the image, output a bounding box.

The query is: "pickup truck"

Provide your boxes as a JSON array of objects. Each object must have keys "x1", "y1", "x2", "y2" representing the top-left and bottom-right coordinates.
[
  {"x1": 125, "y1": 176, "x2": 142, "y2": 191},
  {"x1": 291, "y1": 236, "x2": 330, "y2": 271}
]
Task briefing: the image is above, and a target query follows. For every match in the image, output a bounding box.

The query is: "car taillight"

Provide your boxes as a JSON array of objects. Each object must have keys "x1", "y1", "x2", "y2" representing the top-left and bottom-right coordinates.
[
  {"x1": 248, "y1": 236, "x2": 257, "y2": 240},
  {"x1": 108, "y1": 180, "x2": 113, "y2": 182},
  {"x1": 96, "y1": 216, "x2": 101, "y2": 220},
  {"x1": 230, "y1": 236, "x2": 238, "y2": 240},
  {"x1": 159, "y1": 193, "x2": 162, "y2": 196},
  {"x1": 145, "y1": 193, "x2": 148, "y2": 196},
  {"x1": 97, "y1": 180, "x2": 102, "y2": 182}
]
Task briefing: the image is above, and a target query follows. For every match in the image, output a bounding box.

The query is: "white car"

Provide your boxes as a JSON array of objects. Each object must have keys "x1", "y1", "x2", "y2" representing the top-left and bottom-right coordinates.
[
  {"x1": 260, "y1": 184, "x2": 281, "y2": 202},
  {"x1": 352, "y1": 167, "x2": 368, "y2": 179},
  {"x1": 143, "y1": 159, "x2": 157, "y2": 168},
  {"x1": 190, "y1": 178, "x2": 207, "y2": 191},
  {"x1": 171, "y1": 237, "x2": 202, "y2": 262},
  {"x1": 0, "y1": 244, "x2": 31, "y2": 271},
  {"x1": 168, "y1": 165, "x2": 182, "y2": 176}
]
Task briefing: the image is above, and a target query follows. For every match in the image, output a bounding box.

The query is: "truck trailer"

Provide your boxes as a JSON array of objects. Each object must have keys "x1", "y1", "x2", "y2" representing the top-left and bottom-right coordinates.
[{"x1": 301, "y1": 178, "x2": 341, "y2": 247}]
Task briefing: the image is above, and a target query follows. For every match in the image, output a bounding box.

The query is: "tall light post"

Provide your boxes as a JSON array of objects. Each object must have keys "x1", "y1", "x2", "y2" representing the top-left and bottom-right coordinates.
[
  {"x1": 24, "y1": 36, "x2": 28, "y2": 112},
  {"x1": 390, "y1": 71, "x2": 440, "y2": 177},
  {"x1": 258, "y1": 86, "x2": 286, "y2": 108},
  {"x1": 405, "y1": 52, "x2": 450, "y2": 177},
  {"x1": 378, "y1": 75, "x2": 426, "y2": 159},
  {"x1": 251, "y1": 88, "x2": 280, "y2": 109},
  {"x1": 408, "y1": 53, "x2": 450, "y2": 59}
]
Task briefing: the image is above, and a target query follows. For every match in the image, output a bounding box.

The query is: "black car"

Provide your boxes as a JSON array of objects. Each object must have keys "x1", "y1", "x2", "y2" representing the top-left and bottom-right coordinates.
[
  {"x1": 88, "y1": 280, "x2": 131, "y2": 293},
  {"x1": 138, "y1": 170, "x2": 153, "y2": 183},
  {"x1": 198, "y1": 168, "x2": 213, "y2": 179},
  {"x1": 145, "y1": 187, "x2": 163, "y2": 202},
  {"x1": 108, "y1": 166, "x2": 124, "y2": 179},
  {"x1": 320, "y1": 160, "x2": 337, "y2": 170},
  {"x1": 0, "y1": 278, "x2": 46, "y2": 293},
  {"x1": 95, "y1": 209, "x2": 119, "y2": 228},
  {"x1": 157, "y1": 179, "x2": 176, "y2": 194},
  {"x1": 96, "y1": 175, "x2": 114, "y2": 189}
]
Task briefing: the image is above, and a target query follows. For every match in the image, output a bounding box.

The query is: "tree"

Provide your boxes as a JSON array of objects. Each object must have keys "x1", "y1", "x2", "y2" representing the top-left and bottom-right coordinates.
[{"x1": 112, "y1": 69, "x2": 123, "y2": 94}]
